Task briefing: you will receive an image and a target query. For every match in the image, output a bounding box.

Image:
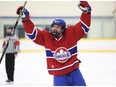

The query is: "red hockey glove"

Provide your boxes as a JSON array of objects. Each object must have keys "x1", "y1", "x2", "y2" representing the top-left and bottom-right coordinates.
[
  {"x1": 78, "y1": 1, "x2": 92, "y2": 13},
  {"x1": 16, "y1": 6, "x2": 30, "y2": 21}
]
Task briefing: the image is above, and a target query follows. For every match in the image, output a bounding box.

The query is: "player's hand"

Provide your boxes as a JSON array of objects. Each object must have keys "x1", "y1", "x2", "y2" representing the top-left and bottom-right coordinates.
[
  {"x1": 78, "y1": 1, "x2": 92, "y2": 13},
  {"x1": 16, "y1": 6, "x2": 30, "y2": 21}
]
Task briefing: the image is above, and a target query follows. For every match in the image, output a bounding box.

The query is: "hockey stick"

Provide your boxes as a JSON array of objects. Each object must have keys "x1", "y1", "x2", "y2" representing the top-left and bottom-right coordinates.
[{"x1": 0, "y1": 1, "x2": 27, "y2": 64}]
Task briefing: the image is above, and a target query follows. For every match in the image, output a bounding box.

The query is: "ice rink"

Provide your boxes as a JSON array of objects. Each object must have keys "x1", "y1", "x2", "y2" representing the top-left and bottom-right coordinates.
[
  {"x1": 0, "y1": 52, "x2": 116, "y2": 87},
  {"x1": 0, "y1": 39, "x2": 116, "y2": 87}
]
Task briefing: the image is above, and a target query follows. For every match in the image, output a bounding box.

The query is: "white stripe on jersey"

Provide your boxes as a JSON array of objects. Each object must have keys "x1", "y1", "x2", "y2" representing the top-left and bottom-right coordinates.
[{"x1": 48, "y1": 60, "x2": 79, "y2": 71}]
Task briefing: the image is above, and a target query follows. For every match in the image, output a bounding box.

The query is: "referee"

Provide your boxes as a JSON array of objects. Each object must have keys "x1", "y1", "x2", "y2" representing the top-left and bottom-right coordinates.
[{"x1": 2, "y1": 26, "x2": 20, "y2": 83}]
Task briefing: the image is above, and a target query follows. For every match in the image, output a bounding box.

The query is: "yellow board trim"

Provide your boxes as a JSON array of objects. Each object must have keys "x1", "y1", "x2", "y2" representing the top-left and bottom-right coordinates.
[
  {"x1": 78, "y1": 50, "x2": 116, "y2": 53},
  {"x1": 20, "y1": 50, "x2": 116, "y2": 53},
  {"x1": 21, "y1": 50, "x2": 45, "y2": 53}
]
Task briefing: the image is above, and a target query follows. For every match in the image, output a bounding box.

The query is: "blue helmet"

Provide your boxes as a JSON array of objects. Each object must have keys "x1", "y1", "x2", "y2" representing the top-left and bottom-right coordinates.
[{"x1": 51, "y1": 19, "x2": 66, "y2": 30}]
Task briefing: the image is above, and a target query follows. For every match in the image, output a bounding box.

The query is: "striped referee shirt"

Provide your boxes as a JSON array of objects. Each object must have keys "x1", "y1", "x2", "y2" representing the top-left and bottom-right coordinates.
[{"x1": 2, "y1": 34, "x2": 20, "y2": 53}]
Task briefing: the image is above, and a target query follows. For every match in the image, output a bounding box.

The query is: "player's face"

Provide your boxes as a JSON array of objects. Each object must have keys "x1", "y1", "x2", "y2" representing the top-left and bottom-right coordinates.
[
  {"x1": 6, "y1": 28, "x2": 12, "y2": 34},
  {"x1": 51, "y1": 24, "x2": 63, "y2": 34}
]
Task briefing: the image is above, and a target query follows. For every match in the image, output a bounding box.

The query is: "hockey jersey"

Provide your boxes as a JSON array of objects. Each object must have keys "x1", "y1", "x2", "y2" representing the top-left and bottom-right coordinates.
[
  {"x1": 22, "y1": 12, "x2": 91, "y2": 76},
  {"x1": 2, "y1": 35, "x2": 20, "y2": 54}
]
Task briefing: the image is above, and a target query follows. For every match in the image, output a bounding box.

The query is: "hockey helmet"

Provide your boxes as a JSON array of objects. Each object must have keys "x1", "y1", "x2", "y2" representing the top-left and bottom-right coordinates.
[{"x1": 51, "y1": 19, "x2": 66, "y2": 30}]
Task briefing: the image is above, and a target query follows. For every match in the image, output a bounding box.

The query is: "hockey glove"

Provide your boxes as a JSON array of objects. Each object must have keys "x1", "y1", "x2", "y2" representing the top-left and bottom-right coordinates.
[
  {"x1": 16, "y1": 6, "x2": 30, "y2": 21},
  {"x1": 78, "y1": 1, "x2": 91, "y2": 13}
]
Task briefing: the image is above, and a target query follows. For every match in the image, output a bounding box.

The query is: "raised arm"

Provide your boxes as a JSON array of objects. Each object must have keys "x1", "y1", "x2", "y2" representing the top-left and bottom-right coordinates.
[
  {"x1": 72, "y1": 1, "x2": 92, "y2": 40},
  {"x1": 16, "y1": 6, "x2": 46, "y2": 46},
  {"x1": 79, "y1": 1, "x2": 91, "y2": 33}
]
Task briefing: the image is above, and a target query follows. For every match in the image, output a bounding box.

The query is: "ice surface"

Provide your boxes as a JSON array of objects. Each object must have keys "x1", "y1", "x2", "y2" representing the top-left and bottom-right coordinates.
[{"x1": 0, "y1": 52, "x2": 116, "y2": 87}]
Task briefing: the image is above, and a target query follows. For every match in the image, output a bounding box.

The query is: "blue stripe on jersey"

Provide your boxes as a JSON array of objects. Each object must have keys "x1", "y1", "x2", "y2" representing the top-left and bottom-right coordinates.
[
  {"x1": 68, "y1": 46, "x2": 77, "y2": 55},
  {"x1": 46, "y1": 50, "x2": 54, "y2": 57},
  {"x1": 81, "y1": 23, "x2": 89, "y2": 33},
  {"x1": 27, "y1": 29, "x2": 37, "y2": 40},
  {"x1": 46, "y1": 46, "x2": 77, "y2": 58}
]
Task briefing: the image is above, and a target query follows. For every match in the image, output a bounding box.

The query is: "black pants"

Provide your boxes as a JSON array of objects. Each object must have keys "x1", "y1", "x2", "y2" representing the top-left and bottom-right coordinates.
[{"x1": 5, "y1": 53, "x2": 15, "y2": 81}]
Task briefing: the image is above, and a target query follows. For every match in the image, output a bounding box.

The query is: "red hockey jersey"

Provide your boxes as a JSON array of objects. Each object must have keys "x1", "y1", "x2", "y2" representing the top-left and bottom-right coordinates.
[{"x1": 22, "y1": 12, "x2": 91, "y2": 76}]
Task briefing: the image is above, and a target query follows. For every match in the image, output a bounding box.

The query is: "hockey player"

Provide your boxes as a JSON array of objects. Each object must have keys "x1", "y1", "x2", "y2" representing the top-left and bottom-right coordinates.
[
  {"x1": 16, "y1": 1, "x2": 91, "y2": 86},
  {"x1": 2, "y1": 26, "x2": 20, "y2": 83}
]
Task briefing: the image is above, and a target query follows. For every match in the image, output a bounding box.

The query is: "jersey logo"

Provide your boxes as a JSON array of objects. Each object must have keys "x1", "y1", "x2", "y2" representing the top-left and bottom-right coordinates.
[{"x1": 53, "y1": 47, "x2": 71, "y2": 63}]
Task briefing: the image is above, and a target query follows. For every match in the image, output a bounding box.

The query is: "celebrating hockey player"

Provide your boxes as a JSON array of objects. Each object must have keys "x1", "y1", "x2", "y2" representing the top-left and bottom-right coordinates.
[{"x1": 16, "y1": 1, "x2": 91, "y2": 86}]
